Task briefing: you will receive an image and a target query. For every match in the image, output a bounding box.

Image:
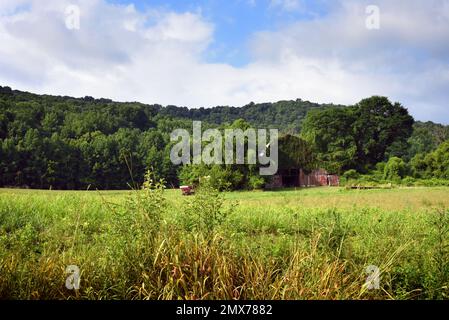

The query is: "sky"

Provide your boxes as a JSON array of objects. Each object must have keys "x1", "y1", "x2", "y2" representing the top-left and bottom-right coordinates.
[{"x1": 0, "y1": 0, "x2": 448, "y2": 123}]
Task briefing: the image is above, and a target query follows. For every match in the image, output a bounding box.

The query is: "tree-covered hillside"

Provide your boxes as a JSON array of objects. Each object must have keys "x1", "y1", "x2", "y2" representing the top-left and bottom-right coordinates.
[
  {"x1": 0, "y1": 86, "x2": 341, "y2": 133},
  {"x1": 159, "y1": 100, "x2": 343, "y2": 133},
  {"x1": 407, "y1": 121, "x2": 449, "y2": 160},
  {"x1": 1, "y1": 85, "x2": 448, "y2": 189},
  {"x1": 0, "y1": 86, "x2": 338, "y2": 189}
]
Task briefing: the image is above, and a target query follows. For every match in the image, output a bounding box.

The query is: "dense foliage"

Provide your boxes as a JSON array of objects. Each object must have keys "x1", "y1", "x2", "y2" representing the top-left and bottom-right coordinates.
[
  {"x1": 301, "y1": 96, "x2": 415, "y2": 174},
  {"x1": 406, "y1": 121, "x2": 449, "y2": 161},
  {"x1": 409, "y1": 140, "x2": 449, "y2": 180},
  {"x1": 0, "y1": 86, "x2": 342, "y2": 189},
  {"x1": 1, "y1": 86, "x2": 448, "y2": 189},
  {"x1": 160, "y1": 99, "x2": 343, "y2": 133}
]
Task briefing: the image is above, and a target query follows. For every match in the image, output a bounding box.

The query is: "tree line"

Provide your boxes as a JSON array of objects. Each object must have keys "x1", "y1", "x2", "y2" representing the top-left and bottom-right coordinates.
[
  {"x1": 1, "y1": 86, "x2": 448, "y2": 189},
  {"x1": 301, "y1": 96, "x2": 449, "y2": 183}
]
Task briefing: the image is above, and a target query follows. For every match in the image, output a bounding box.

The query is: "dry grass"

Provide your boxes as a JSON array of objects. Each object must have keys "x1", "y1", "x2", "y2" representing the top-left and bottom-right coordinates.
[{"x1": 0, "y1": 186, "x2": 448, "y2": 300}]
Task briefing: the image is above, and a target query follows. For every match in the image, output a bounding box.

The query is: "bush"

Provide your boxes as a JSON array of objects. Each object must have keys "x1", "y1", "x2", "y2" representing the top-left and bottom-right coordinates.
[
  {"x1": 408, "y1": 140, "x2": 449, "y2": 179},
  {"x1": 182, "y1": 180, "x2": 236, "y2": 239},
  {"x1": 343, "y1": 169, "x2": 360, "y2": 180},
  {"x1": 401, "y1": 177, "x2": 416, "y2": 186},
  {"x1": 179, "y1": 164, "x2": 244, "y2": 191},
  {"x1": 121, "y1": 170, "x2": 167, "y2": 254},
  {"x1": 384, "y1": 157, "x2": 407, "y2": 181},
  {"x1": 248, "y1": 175, "x2": 265, "y2": 190},
  {"x1": 375, "y1": 162, "x2": 386, "y2": 173}
]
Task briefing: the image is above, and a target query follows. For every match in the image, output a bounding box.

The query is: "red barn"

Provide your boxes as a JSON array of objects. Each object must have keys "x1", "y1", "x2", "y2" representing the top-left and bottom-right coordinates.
[
  {"x1": 265, "y1": 134, "x2": 340, "y2": 189},
  {"x1": 266, "y1": 168, "x2": 339, "y2": 189}
]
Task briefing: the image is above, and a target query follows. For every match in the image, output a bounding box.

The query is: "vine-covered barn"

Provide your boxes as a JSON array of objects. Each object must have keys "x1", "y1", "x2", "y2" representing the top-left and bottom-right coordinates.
[
  {"x1": 266, "y1": 168, "x2": 339, "y2": 188},
  {"x1": 265, "y1": 135, "x2": 340, "y2": 189}
]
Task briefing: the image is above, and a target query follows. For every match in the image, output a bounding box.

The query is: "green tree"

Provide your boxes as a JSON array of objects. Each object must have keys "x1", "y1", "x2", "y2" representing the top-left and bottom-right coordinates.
[
  {"x1": 384, "y1": 157, "x2": 407, "y2": 181},
  {"x1": 352, "y1": 96, "x2": 414, "y2": 168},
  {"x1": 419, "y1": 141, "x2": 449, "y2": 179},
  {"x1": 301, "y1": 107, "x2": 356, "y2": 173},
  {"x1": 302, "y1": 96, "x2": 414, "y2": 173},
  {"x1": 278, "y1": 134, "x2": 316, "y2": 173},
  {"x1": 407, "y1": 122, "x2": 449, "y2": 160}
]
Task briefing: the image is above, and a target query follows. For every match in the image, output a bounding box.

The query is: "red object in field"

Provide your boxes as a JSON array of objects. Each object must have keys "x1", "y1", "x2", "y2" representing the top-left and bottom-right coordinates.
[{"x1": 180, "y1": 186, "x2": 194, "y2": 196}]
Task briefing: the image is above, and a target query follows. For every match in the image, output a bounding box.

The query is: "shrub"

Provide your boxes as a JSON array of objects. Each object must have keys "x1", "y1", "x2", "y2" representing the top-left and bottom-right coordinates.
[
  {"x1": 179, "y1": 164, "x2": 244, "y2": 191},
  {"x1": 182, "y1": 179, "x2": 236, "y2": 239},
  {"x1": 121, "y1": 170, "x2": 167, "y2": 253},
  {"x1": 375, "y1": 162, "x2": 386, "y2": 173},
  {"x1": 401, "y1": 177, "x2": 416, "y2": 186},
  {"x1": 343, "y1": 169, "x2": 360, "y2": 180},
  {"x1": 248, "y1": 174, "x2": 265, "y2": 190},
  {"x1": 384, "y1": 157, "x2": 407, "y2": 181}
]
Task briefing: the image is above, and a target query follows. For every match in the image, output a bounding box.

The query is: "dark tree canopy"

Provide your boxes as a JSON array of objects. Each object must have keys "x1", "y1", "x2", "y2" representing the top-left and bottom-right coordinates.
[
  {"x1": 278, "y1": 135, "x2": 315, "y2": 173},
  {"x1": 302, "y1": 96, "x2": 414, "y2": 173}
]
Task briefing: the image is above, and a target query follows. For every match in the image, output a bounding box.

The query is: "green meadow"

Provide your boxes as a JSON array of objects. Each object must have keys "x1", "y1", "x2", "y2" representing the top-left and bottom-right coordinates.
[{"x1": 0, "y1": 186, "x2": 448, "y2": 300}]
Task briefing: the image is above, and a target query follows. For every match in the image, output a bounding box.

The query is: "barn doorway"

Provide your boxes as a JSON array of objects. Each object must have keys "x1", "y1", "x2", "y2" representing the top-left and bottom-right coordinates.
[{"x1": 281, "y1": 169, "x2": 299, "y2": 187}]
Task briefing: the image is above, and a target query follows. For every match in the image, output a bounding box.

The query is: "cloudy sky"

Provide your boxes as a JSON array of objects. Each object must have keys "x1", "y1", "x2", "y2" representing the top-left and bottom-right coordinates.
[{"x1": 1, "y1": 0, "x2": 448, "y2": 123}]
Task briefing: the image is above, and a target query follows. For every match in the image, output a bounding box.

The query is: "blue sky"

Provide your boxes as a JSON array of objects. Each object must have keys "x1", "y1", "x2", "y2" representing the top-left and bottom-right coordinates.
[
  {"x1": 0, "y1": 0, "x2": 449, "y2": 123},
  {"x1": 108, "y1": 0, "x2": 331, "y2": 66}
]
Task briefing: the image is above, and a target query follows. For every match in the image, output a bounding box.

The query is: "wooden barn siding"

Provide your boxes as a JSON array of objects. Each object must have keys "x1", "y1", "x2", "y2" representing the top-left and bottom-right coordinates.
[
  {"x1": 266, "y1": 169, "x2": 340, "y2": 189},
  {"x1": 300, "y1": 169, "x2": 340, "y2": 187}
]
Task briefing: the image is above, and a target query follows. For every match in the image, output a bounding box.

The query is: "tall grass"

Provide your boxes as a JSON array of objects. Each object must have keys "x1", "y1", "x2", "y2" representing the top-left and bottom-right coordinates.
[{"x1": 0, "y1": 185, "x2": 448, "y2": 300}]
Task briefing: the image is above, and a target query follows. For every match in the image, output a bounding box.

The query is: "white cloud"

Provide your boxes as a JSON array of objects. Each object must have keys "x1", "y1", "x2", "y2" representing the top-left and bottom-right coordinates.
[
  {"x1": 270, "y1": 0, "x2": 302, "y2": 11},
  {"x1": 249, "y1": 0, "x2": 449, "y2": 121},
  {"x1": 0, "y1": 0, "x2": 448, "y2": 123}
]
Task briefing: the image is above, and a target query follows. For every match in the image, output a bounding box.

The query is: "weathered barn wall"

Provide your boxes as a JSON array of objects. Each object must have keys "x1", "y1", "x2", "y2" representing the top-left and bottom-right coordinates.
[
  {"x1": 300, "y1": 169, "x2": 339, "y2": 187},
  {"x1": 266, "y1": 168, "x2": 339, "y2": 189},
  {"x1": 327, "y1": 174, "x2": 340, "y2": 186}
]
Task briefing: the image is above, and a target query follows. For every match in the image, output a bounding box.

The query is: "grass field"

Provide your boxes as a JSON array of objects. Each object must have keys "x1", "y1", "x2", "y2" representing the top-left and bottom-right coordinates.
[{"x1": 0, "y1": 186, "x2": 448, "y2": 300}]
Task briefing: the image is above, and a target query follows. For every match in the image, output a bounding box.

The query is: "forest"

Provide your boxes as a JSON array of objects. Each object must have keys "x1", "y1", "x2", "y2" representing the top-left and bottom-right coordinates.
[{"x1": 1, "y1": 85, "x2": 448, "y2": 190}]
